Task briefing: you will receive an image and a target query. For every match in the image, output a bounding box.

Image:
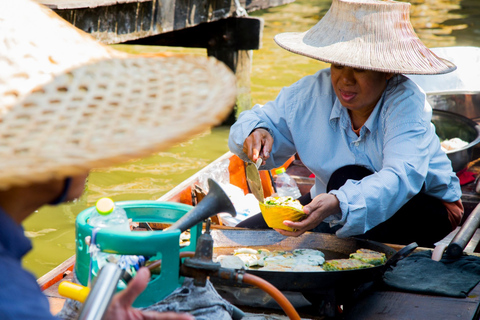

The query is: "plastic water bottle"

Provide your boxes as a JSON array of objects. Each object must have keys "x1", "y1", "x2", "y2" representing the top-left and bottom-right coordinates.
[
  {"x1": 88, "y1": 197, "x2": 130, "y2": 232},
  {"x1": 275, "y1": 167, "x2": 301, "y2": 199},
  {"x1": 88, "y1": 198, "x2": 130, "y2": 284}
]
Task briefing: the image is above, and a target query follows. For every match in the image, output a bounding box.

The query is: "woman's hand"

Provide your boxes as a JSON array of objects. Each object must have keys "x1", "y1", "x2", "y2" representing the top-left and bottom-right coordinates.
[
  {"x1": 243, "y1": 128, "x2": 273, "y2": 162},
  {"x1": 104, "y1": 267, "x2": 194, "y2": 320},
  {"x1": 276, "y1": 193, "x2": 340, "y2": 237}
]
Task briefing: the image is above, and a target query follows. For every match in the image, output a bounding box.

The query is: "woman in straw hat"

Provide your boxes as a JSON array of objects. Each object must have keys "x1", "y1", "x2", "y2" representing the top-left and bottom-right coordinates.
[
  {"x1": 0, "y1": 0, "x2": 236, "y2": 319},
  {"x1": 229, "y1": 0, "x2": 463, "y2": 247}
]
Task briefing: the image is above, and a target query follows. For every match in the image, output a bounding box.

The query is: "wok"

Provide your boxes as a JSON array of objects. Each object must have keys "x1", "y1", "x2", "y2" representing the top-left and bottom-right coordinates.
[{"x1": 210, "y1": 229, "x2": 413, "y2": 292}]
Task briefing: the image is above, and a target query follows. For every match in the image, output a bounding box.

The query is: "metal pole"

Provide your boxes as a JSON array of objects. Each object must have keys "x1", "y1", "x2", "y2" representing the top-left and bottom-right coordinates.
[{"x1": 78, "y1": 263, "x2": 124, "y2": 320}]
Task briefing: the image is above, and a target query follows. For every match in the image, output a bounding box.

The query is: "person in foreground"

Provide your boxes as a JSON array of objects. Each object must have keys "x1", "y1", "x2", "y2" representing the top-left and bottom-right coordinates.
[
  {"x1": 0, "y1": 1, "x2": 236, "y2": 319},
  {"x1": 228, "y1": 0, "x2": 464, "y2": 248}
]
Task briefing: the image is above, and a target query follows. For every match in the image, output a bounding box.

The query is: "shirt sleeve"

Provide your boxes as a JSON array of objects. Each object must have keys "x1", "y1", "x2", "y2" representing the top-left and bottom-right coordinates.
[
  {"x1": 0, "y1": 255, "x2": 58, "y2": 320},
  {"x1": 329, "y1": 88, "x2": 440, "y2": 237}
]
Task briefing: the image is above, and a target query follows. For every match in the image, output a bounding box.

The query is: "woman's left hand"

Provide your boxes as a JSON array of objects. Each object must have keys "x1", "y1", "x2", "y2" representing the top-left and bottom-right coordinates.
[{"x1": 276, "y1": 193, "x2": 340, "y2": 237}]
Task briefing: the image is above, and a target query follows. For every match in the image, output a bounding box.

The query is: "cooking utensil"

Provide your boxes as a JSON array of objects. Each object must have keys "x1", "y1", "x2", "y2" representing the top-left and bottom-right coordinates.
[
  {"x1": 246, "y1": 158, "x2": 264, "y2": 203},
  {"x1": 210, "y1": 229, "x2": 411, "y2": 292},
  {"x1": 431, "y1": 109, "x2": 480, "y2": 172},
  {"x1": 167, "y1": 179, "x2": 236, "y2": 232},
  {"x1": 432, "y1": 202, "x2": 480, "y2": 261}
]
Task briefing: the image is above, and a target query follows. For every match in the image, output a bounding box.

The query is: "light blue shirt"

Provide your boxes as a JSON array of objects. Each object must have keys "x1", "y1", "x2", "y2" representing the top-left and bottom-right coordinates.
[{"x1": 228, "y1": 68, "x2": 461, "y2": 237}]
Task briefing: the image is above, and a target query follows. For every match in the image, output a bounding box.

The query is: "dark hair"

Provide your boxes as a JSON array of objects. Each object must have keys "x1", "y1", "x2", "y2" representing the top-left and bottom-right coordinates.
[{"x1": 385, "y1": 74, "x2": 408, "y2": 94}]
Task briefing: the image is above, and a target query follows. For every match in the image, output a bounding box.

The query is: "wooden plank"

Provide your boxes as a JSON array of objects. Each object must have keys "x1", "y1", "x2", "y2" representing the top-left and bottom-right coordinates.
[
  {"x1": 38, "y1": 255, "x2": 76, "y2": 291},
  {"x1": 40, "y1": 0, "x2": 291, "y2": 44},
  {"x1": 126, "y1": 17, "x2": 263, "y2": 50},
  {"x1": 41, "y1": 0, "x2": 152, "y2": 9}
]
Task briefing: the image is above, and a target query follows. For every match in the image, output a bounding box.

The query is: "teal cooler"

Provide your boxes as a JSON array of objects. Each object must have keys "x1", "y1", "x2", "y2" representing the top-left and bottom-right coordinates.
[{"x1": 75, "y1": 200, "x2": 200, "y2": 307}]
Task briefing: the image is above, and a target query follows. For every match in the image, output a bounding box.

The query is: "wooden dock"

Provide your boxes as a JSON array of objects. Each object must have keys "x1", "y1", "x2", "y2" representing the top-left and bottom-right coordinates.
[{"x1": 39, "y1": 0, "x2": 295, "y2": 123}]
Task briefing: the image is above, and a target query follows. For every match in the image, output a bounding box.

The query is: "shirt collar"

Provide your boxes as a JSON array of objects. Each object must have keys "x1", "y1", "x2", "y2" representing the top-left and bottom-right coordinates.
[
  {"x1": 329, "y1": 87, "x2": 388, "y2": 135},
  {"x1": 0, "y1": 206, "x2": 32, "y2": 260}
]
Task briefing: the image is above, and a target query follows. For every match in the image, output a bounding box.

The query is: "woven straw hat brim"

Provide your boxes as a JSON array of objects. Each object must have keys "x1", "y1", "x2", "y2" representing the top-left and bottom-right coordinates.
[
  {"x1": 0, "y1": 55, "x2": 236, "y2": 189},
  {"x1": 0, "y1": 0, "x2": 236, "y2": 189},
  {"x1": 274, "y1": 0, "x2": 456, "y2": 75}
]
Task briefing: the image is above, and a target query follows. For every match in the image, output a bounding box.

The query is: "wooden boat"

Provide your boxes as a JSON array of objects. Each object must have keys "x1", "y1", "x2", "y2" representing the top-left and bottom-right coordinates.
[
  {"x1": 39, "y1": 151, "x2": 302, "y2": 315},
  {"x1": 40, "y1": 46, "x2": 480, "y2": 318},
  {"x1": 40, "y1": 150, "x2": 480, "y2": 319}
]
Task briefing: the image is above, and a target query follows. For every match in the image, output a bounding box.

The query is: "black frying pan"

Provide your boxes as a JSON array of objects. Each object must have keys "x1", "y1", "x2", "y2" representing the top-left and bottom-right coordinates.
[{"x1": 210, "y1": 229, "x2": 415, "y2": 292}]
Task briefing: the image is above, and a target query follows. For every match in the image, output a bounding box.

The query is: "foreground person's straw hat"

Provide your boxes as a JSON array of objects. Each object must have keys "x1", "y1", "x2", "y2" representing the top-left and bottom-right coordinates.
[
  {"x1": 0, "y1": 0, "x2": 236, "y2": 189},
  {"x1": 274, "y1": 0, "x2": 456, "y2": 75}
]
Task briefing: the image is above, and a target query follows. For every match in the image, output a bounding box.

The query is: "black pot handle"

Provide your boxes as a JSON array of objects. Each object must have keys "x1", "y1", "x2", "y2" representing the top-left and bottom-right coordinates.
[{"x1": 384, "y1": 242, "x2": 418, "y2": 269}]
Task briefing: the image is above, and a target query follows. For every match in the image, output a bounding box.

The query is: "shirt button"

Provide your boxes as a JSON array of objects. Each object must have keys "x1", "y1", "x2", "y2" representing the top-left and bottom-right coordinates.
[{"x1": 354, "y1": 142, "x2": 360, "y2": 147}]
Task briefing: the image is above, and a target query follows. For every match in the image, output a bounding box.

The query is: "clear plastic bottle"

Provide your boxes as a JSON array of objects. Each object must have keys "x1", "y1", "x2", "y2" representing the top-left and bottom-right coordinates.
[
  {"x1": 88, "y1": 197, "x2": 130, "y2": 232},
  {"x1": 88, "y1": 198, "x2": 130, "y2": 281},
  {"x1": 275, "y1": 167, "x2": 302, "y2": 199}
]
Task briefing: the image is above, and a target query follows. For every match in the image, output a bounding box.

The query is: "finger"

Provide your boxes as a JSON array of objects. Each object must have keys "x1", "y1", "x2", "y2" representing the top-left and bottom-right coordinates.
[
  {"x1": 261, "y1": 134, "x2": 274, "y2": 159},
  {"x1": 115, "y1": 267, "x2": 151, "y2": 307},
  {"x1": 251, "y1": 139, "x2": 263, "y2": 162},
  {"x1": 243, "y1": 137, "x2": 254, "y2": 161},
  {"x1": 302, "y1": 206, "x2": 311, "y2": 215},
  {"x1": 274, "y1": 228, "x2": 303, "y2": 237}
]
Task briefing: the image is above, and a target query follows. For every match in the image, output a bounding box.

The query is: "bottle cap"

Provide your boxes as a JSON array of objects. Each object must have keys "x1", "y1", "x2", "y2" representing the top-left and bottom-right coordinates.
[
  {"x1": 275, "y1": 167, "x2": 286, "y2": 175},
  {"x1": 95, "y1": 197, "x2": 115, "y2": 215}
]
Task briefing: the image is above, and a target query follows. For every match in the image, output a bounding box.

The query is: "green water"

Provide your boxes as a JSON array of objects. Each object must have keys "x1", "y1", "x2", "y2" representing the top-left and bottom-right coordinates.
[{"x1": 24, "y1": 0, "x2": 480, "y2": 278}]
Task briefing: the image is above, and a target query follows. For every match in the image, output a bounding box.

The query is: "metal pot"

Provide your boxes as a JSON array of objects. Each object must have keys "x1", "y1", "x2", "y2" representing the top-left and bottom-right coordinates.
[
  {"x1": 210, "y1": 229, "x2": 409, "y2": 293},
  {"x1": 432, "y1": 109, "x2": 480, "y2": 172}
]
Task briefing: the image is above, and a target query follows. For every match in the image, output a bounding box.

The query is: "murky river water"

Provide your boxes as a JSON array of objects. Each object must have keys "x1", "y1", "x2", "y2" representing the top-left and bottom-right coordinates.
[{"x1": 24, "y1": 0, "x2": 480, "y2": 277}]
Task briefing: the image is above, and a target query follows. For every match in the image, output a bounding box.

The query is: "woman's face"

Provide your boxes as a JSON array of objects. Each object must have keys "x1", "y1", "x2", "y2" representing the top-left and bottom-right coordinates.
[{"x1": 330, "y1": 64, "x2": 394, "y2": 114}]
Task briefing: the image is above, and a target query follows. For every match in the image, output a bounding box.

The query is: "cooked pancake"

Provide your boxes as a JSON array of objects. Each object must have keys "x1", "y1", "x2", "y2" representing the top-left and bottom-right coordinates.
[
  {"x1": 350, "y1": 249, "x2": 386, "y2": 266},
  {"x1": 323, "y1": 258, "x2": 374, "y2": 271},
  {"x1": 215, "y1": 247, "x2": 325, "y2": 272}
]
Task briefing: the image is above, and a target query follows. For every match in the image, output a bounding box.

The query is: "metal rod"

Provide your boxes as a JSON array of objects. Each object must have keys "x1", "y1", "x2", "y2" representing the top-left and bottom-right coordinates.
[
  {"x1": 78, "y1": 263, "x2": 124, "y2": 320},
  {"x1": 446, "y1": 203, "x2": 480, "y2": 259}
]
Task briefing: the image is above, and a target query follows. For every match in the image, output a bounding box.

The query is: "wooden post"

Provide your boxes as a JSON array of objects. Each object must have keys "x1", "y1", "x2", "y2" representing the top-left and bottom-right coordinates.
[{"x1": 42, "y1": 0, "x2": 274, "y2": 123}]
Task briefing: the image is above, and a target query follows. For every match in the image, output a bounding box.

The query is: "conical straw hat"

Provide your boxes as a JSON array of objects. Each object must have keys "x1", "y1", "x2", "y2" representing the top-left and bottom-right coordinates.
[
  {"x1": 274, "y1": 0, "x2": 456, "y2": 75},
  {"x1": 0, "y1": 0, "x2": 236, "y2": 190}
]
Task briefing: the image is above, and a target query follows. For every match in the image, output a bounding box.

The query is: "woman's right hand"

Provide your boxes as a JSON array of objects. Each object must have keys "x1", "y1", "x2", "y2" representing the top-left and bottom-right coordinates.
[{"x1": 243, "y1": 128, "x2": 273, "y2": 162}]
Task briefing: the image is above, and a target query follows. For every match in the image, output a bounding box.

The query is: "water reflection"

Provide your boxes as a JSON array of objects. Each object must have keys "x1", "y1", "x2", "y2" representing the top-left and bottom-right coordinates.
[{"x1": 24, "y1": 0, "x2": 480, "y2": 277}]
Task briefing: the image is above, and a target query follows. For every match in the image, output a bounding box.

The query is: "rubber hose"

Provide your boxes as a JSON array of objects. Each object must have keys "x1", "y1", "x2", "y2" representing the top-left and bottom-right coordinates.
[
  {"x1": 241, "y1": 273, "x2": 301, "y2": 320},
  {"x1": 148, "y1": 252, "x2": 301, "y2": 319}
]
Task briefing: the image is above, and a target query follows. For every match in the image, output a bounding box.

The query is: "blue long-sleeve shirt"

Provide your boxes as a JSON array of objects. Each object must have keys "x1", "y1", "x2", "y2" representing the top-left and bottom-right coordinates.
[
  {"x1": 0, "y1": 207, "x2": 57, "y2": 319},
  {"x1": 228, "y1": 68, "x2": 461, "y2": 237}
]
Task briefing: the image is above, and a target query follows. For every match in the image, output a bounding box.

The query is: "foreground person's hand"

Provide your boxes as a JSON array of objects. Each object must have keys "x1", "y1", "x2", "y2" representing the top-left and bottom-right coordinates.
[
  {"x1": 104, "y1": 267, "x2": 194, "y2": 320},
  {"x1": 277, "y1": 193, "x2": 340, "y2": 237},
  {"x1": 243, "y1": 128, "x2": 273, "y2": 163}
]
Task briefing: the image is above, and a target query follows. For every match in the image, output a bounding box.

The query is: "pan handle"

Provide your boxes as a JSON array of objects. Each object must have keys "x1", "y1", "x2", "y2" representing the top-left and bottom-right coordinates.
[{"x1": 384, "y1": 242, "x2": 418, "y2": 269}]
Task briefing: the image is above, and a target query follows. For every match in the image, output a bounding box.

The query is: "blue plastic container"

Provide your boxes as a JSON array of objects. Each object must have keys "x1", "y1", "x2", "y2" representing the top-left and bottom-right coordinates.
[{"x1": 75, "y1": 200, "x2": 200, "y2": 307}]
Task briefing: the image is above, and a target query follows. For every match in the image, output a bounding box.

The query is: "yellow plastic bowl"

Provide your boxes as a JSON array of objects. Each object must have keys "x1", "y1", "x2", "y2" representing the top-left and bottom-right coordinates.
[{"x1": 260, "y1": 202, "x2": 306, "y2": 231}]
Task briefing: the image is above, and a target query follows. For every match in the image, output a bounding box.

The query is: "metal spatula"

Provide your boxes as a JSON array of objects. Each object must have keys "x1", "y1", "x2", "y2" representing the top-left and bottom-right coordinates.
[{"x1": 246, "y1": 158, "x2": 264, "y2": 203}]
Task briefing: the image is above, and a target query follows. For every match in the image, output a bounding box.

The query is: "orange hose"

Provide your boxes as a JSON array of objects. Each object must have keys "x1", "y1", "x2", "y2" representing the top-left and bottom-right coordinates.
[
  {"x1": 148, "y1": 252, "x2": 301, "y2": 319},
  {"x1": 241, "y1": 273, "x2": 301, "y2": 320},
  {"x1": 180, "y1": 251, "x2": 195, "y2": 259}
]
